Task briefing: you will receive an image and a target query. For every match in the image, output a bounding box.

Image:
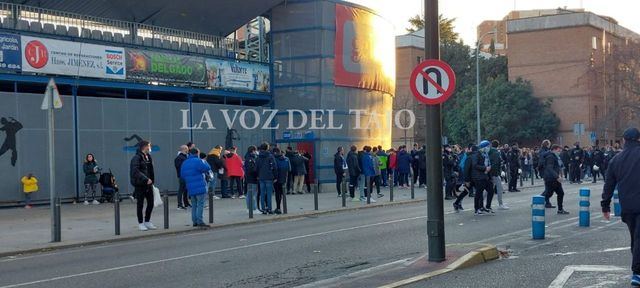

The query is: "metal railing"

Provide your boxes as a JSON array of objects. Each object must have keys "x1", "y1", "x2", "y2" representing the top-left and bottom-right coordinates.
[{"x1": 0, "y1": 2, "x2": 264, "y2": 61}]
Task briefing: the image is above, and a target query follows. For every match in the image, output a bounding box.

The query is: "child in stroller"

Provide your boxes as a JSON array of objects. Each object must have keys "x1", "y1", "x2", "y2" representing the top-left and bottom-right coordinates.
[{"x1": 98, "y1": 170, "x2": 119, "y2": 203}]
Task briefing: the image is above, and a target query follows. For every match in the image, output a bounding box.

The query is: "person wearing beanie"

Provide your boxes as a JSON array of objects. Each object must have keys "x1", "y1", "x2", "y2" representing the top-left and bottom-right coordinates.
[{"x1": 602, "y1": 127, "x2": 640, "y2": 286}]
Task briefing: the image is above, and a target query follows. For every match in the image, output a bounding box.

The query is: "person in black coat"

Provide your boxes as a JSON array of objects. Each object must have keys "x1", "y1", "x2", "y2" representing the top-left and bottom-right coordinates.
[
  {"x1": 346, "y1": 146, "x2": 361, "y2": 199},
  {"x1": 285, "y1": 146, "x2": 295, "y2": 193},
  {"x1": 418, "y1": 146, "x2": 427, "y2": 187},
  {"x1": 560, "y1": 146, "x2": 570, "y2": 179},
  {"x1": 303, "y1": 151, "x2": 312, "y2": 193},
  {"x1": 334, "y1": 147, "x2": 347, "y2": 197},
  {"x1": 602, "y1": 128, "x2": 640, "y2": 284},
  {"x1": 290, "y1": 151, "x2": 308, "y2": 194},
  {"x1": 130, "y1": 140, "x2": 157, "y2": 231},
  {"x1": 569, "y1": 143, "x2": 585, "y2": 183},
  {"x1": 507, "y1": 144, "x2": 521, "y2": 192},
  {"x1": 174, "y1": 145, "x2": 190, "y2": 209},
  {"x1": 469, "y1": 142, "x2": 493, "y2": 214},
  {"x1": 540, "y1": 143, "x2": 569, "y2": 214},
  {"x1": 442, "y1": 145, "x2": 457, "y2": 200},
  {"x1": 592, "y1": 147, "x2": 604, "y2": 183}
]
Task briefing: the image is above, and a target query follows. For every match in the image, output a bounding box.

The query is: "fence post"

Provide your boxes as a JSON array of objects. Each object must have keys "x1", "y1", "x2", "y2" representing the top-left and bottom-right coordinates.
[
  {"x1": 163, "y1": 190, "x2": 169, "y2": 229},
  {"x1": 389, "y1": 172, "x2": 394, "y2": 202},
  {"x1": 282, "y1": 187, "x2": 288, "y2": 214},
  {"x1": 410, "y1": 171, "x2": 415, "y2": 199},
  {"x1": 532, "y1": 195, "x2": 545, "y2": 239},
  {"x1": 248, "y1": 186, "x2": 254, "y2": 219},
  {"x1": 531, "y1": 164, "x2": 534, "y2": 186},
  {"x1": 314, "y1": 180, "x2": 319, "y2": 211},
  {"x1": 341, "y1": 176, "x2": 347, "y2": 207},
  {"x1": 208, "y1": 191, "x2": 214, "y2": 224},
  {"x1": 613, "y1": 189, "x2": 621, "y2": 217},
  {"x1": 114, "y1": 191, "x2": 120, "y2": 236},
  {"x1": 579, "y1": 188, "x2": 590, "y2": 227},
  {"x1": 366, "y1": 176, "x2": 371, "y2": 204}
]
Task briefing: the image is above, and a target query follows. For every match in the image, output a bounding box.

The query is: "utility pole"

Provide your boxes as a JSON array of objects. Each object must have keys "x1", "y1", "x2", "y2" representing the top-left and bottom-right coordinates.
[{"x1": 424, "y1": 0, "x2": 445, "y2": 262}]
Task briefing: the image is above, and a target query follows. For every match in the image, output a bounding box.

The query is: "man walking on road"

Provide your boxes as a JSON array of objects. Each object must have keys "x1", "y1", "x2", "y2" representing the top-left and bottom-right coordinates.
[
  {"x1": 602, "y1": 127, "x2": 640, "y2": 287},
  {"x1": 540, "y1": 141, "x2": 570, "y2": 214},
  {"x1": 489, "y1": 140, "x2": 509, "y2": 210}
]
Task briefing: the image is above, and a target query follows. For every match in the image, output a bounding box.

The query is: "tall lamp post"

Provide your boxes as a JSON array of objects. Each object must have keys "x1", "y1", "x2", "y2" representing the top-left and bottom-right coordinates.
[{"x1": 475, "y1": 30, "x2": 496, "y2": 143}]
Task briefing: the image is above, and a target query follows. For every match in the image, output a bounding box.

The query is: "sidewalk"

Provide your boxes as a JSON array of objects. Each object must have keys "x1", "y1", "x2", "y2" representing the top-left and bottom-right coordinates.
[
  {"x1": 0, "y1": 179, "x2": 547, "y2": 256},
  {"x1": 0, "y1": 184, "x2": 427, "y2": 256}
]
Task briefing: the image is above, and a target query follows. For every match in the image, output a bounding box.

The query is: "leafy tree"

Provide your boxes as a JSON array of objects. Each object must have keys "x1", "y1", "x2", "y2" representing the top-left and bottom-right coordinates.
[
  {"x1": 406, "y1": 14, "x2": 459, "y2": 43},
  {"x1": 443, "y1": 76, "x2": 560, "y2": 145}
]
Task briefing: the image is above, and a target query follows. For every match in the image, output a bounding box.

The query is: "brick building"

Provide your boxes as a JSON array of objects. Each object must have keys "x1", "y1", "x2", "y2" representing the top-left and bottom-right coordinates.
[
  {"x1": 477, "y1": 8, "x2": 585, "y2": 56},
  {"x1": 507, "y1": 11, "x2": 639, "y2": 145}
]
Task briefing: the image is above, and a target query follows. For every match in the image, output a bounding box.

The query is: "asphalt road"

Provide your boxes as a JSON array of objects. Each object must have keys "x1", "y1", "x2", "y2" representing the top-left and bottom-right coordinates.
[{"x1": 0, "y1": 182, "x2": 623, "y2": 288}]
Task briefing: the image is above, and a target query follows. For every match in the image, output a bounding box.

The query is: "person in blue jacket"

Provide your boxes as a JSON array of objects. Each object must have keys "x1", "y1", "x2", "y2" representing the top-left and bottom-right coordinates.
[
  {"x1": 181, "y1": 148, "x2": 212, "y2": 228},
  {"x1": 397, "y1": 146, "x2": 412, "y2": 188},
  {"x1": 361, "y1": 146, "x2": 376, "y2": 202}
]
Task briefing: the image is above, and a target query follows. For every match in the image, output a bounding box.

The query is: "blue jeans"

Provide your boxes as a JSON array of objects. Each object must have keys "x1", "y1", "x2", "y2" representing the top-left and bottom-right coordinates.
[
  {"x1": 190, "y1": 194, "x2": 206, "y2": 225},
  {"x1": 246, "y1": 183, "x2": 257, "y2": 211},
  {"x1": 259, "y1": 180, "x2": 273, "y2": 212},
  {"x1": 208, "y1": 177, "x2": 217, "y2": 194}
]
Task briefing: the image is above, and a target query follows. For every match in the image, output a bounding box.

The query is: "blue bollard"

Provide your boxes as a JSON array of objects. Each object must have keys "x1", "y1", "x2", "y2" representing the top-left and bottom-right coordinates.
[
  {"x1": 532, "y1": 195, "x2": 545, "y2": 239},
  {"x1": 613, "y1": 189, "x2": 621, "y2": 217},
  {"x1": 579, "y1": 188, "x2": 590, "y2": 227}
]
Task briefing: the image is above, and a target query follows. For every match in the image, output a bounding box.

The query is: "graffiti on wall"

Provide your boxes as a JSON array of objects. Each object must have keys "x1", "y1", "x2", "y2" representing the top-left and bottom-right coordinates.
[
  {"x1": 122, "y1": 134, "x2": 160, "y2": 152},
  {"x1": 0, "y1": 117, "x2": 22, "y2": 166}
]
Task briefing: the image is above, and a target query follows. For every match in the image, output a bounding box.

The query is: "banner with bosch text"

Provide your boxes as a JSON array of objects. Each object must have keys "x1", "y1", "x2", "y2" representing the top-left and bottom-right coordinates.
[
  {"x1": 125, "y1": 49, "x2": 206, "y2": 86},
  {"x1": 334, "y1": 4, "x2": 395, "y2": 94},
  {"x1": 21, "y1": 36, "x2": 125, "y2": 79},
  {"x1": 205, "y1": 59, "x2": 270, "y2": 92}
]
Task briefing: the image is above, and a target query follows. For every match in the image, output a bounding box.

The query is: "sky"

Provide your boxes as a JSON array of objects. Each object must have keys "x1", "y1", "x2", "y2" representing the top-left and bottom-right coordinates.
[{"x1": 346, "y1": 0, "x2": 640, "y2": 44}]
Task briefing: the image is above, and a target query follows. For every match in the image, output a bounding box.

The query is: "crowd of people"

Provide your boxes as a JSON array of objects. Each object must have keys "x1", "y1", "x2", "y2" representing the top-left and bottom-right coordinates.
[{"x1": 68, "y1": 136, "x2": 624, "y2": 231}]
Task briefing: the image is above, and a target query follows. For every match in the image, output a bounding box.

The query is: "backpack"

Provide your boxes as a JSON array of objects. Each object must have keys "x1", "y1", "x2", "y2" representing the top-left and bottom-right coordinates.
[{"x1": 245, "y1": 156, "x2": 258, "y2": 176}]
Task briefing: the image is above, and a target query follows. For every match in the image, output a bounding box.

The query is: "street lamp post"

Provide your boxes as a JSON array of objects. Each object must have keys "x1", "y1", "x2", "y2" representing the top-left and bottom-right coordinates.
[{"x1": 475, "y1": 30, "x2": 496, "y2": 143}]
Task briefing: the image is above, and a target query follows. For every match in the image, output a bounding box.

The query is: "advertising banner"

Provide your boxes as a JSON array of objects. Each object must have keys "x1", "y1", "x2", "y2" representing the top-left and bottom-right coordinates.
[
  {"x1": 205, "y1": 59, "x2": 270, "y2": 93},
  {"x1": 206, "y1": 59, "x2": 270, "y2": 92},
  {"x1": 126, "y1": 49, "x2": 206, "y2": 86},
  {"x1": 335, "y1": 4, "x2": 396, "y2": 94},
  {"x1": 0, "y1": 33, "x2": 21, "y2": 72},
  {"x1": 21, "y1": 36, "x2": 125, "y2": 79}
]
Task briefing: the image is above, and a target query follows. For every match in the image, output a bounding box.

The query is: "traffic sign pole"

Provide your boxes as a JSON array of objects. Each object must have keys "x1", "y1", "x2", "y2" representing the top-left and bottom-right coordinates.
[{"x1": 424, "y1": 0, "x2": 445, "y2": 262}]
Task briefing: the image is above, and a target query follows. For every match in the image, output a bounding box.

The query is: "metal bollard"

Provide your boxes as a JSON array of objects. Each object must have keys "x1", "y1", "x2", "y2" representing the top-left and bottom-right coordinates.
[
  {"x1": 520, "y1": 173, "x2": 524, "y2": 187},
  {"x1": 314, "y1": 181, "x2": 319, "y2": 211},
  {"x1": 114, "y1": 191, "x2": 120, "y2": 236},
  {"x1": 54, "y1": 197, "x2": 62, "y2": 242},
  {"x1": 366, "y1": 176, "x2": 371, "y2": 204},
  {"x1": 341, "y1": 176, "x2": 347, "y2": 207},
  {"x1": 283, "y1": 188, "x2": 288, "y2": 214},
  {"x1": 410, "y1": 171, "x2": 415, "y2": 199},
  {"x1": 389, "y1": 172, "x2": 394, "y2": 202},
  {"x1": 579, "y1": 188, "x2": 590, "y2": 227},
  {"x1": 208, "y1": 192, "x2": 214, "y2": 224},
  {"x1": 163, "y1": 190, "x2": 169, "y2": 229},
  {"x1": 532, "y1": 196, "x2": 545, "y2": 239},
  {"x1": 613, "y1": 189, "x2": 621, "y2": 217},
  {"x1": 248, "y1": 188, "x2": 254, "y2": 219}
]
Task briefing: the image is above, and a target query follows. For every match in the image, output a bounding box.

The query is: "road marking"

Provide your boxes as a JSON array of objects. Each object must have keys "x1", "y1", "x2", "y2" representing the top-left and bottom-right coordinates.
[
  {"x1": 292, "y1": 258, "x2": 412, "y2": 288},
  {"x1": 548, "y1": 265, "x2": 626, "y2": 288},
  {"x1": 547, "y1": 247, "x2": 629, "y2": 257},
  {"x1": 0, "y1": 216, "x2": 426, "y2": 288}
]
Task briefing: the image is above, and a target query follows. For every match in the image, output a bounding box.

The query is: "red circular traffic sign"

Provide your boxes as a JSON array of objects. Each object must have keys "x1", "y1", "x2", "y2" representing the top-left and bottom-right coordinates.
[{"x1": 409, "y1": 59, "x2": 456, "y2": 105}]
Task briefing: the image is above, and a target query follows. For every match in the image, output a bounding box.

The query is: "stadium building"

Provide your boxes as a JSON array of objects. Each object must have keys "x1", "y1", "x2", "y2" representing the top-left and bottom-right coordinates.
[{"x1": 0, "y1": 0, "x2": 395, "y2": 205}]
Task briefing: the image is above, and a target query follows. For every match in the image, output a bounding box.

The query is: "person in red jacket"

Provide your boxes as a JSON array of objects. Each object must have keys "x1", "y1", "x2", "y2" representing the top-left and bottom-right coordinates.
[
  {"x1": 388, "y1": 148, "x2": 397, "y2": 187},
  {"x1": 225, "y1": 146, "x2": 245, "y2": 199}
]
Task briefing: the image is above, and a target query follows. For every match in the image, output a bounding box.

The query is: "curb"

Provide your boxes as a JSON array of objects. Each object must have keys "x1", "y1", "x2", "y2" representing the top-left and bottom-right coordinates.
[
  {"x1": 378, "y1": 244, "x2": 499, "y2": 288},
  {"x1": 0, "y1": 198, "x2": 426, "y2": 258}
]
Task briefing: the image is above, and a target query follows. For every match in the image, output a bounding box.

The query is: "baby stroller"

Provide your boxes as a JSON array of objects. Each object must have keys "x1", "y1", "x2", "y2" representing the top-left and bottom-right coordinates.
[{"x1": 99, "y1": 170, "x2": 120, "y2": 203}]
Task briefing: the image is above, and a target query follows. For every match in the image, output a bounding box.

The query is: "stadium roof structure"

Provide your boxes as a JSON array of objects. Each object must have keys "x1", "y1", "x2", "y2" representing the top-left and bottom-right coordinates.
[{"x1": 8, "y1": 0, "x2": 283, "y2": 36}]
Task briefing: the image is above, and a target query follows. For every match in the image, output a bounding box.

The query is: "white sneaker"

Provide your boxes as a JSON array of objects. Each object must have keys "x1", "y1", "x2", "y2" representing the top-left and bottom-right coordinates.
[
  {"x1": 213, "y1": 196, "x2": 221, "y2": 200},
  {"x1": 138, "y1": 223, "x2": 148, "y2": 231},
  {"x1": 499, "y1": 204, "x2": 510, "y2": 210},
  {"x1": 370, "y1": 198, "x2": 377, "y2": 203},
  {"x1": 92, "y1": 200, "x2": 100, "y2": 205},
  {"x1": 144, "y1": 222, "x2": 157, "y2": 230},
  {"x1": 239, "y1": 195, "x2": 246, "y2": 199},
  {"x1": 83, "y1": 201, "x2": 89, "y2": 205}
]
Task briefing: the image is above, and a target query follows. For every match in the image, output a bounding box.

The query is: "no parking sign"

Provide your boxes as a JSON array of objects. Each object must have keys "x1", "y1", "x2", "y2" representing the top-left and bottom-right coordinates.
[{"x1": 409, "y1": 59, "x2": 456, "y2": 105}]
